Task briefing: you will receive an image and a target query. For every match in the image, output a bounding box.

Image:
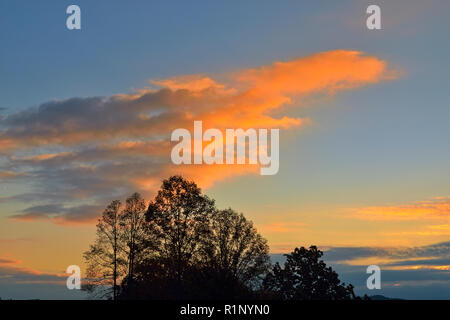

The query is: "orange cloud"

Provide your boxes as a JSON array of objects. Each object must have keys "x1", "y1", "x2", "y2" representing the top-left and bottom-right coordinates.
[
  {"x1": 0, "y1": 171, "x2": 26, "y2": 179},
  {"x1": 0, "y1": 256, "x2": 67, "y2": 285},
  {"x1": 354, "y1": 196, "x2": 450, "y2": 221},
  {"x1": 151, "y1": 75, "x2": 234, "y2": 94},
  {"x1": 237, "y1": 50, "x2": 393, "y2": 96},
  {"x1": 257, "y1": 222, "x2": 306, "y2": 234},
  {"x1": 382, "y1": 224, "x2": 450, "y2": 237},
  {"x1": 0, "y1": 50, "x2": 397, "y2": 225},
  {"x1": 0, "y1": 50, "x2": 395, "y2": 149}
]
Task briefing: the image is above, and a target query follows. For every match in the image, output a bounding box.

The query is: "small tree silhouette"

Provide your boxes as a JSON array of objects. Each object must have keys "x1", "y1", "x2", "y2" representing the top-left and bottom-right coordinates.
[{"x1": 263, "y1": 246, "x2": 355, "y2": 300}]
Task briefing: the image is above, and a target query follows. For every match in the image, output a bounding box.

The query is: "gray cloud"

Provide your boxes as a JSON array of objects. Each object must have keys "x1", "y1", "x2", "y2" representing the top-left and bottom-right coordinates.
[
  {"x1": 10, "y1": 204, "x2": 105, "y2": 225},
  {"x1": 323, "y1": 241, "x2": 450, "y2": 263},
  {"x1": 0, "y1": 86, "x2": 232, "y2": 224},
  {"x1": 0, "y1": 90, "x2": 220, "y2": 149}
]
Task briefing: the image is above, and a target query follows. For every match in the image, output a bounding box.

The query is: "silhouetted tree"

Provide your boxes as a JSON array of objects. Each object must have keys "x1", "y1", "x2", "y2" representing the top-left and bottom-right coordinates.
[
  {"x1": 83, "y1": 193, "x2": 147, "y2": 299},
  {"x1": 83, "y1": 200, "x2": 125, "y2": 299},
  {"x1": 84, "y1": 176, "x2": 359, "y2": 301},
  {"x1": 144, "y1": 176, "x2": 216, "y2": 297},
  {"x1": 119, "y1": 193, "x2": 147, "y2": 298},
  {"x1": 263, "y1": 246, "x2": 355, "y2": 300},
  {"x1": 125, "y1": 176, "x2": 271, "y2": 300},
  {"x1": 198, "y1": 208, "x2": 270, "y2": 298}
]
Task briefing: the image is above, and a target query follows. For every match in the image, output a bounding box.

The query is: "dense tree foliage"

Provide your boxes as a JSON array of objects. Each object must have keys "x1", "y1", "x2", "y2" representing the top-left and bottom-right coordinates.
[{"x1": 263, "y1": 246, "x2": 355, "y2": 300}]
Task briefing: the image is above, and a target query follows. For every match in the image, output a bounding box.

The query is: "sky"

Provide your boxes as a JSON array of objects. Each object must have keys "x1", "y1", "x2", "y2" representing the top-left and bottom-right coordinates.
[{"x1": 1, "y1": 0, "x2": 450, "y2": 299}]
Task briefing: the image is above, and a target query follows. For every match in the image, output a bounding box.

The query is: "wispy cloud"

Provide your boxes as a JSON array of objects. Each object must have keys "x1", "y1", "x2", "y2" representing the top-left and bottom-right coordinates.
[
  {"x1": 319, "y1": 241, "x2": 450, "y2": 298},
  {"x1": 324, "y1": 241, "x2": 450, "y2": 263},
  {"x1": 0, "y1": 171, "x2": 27, "y2": 179},
  {"x1": 0, "y1": 257, "x2": 22, "y2": 265},
  {"x1": 0, "y1": 256, "x2": 65, "y2": 283},
  {"x1": 353, "y1": 196, "x2": 450, "y2": 221},
  {"x1": 257, "y1": 222, "x2": 306, "y2": 234},
  {"x1": 9, "y1": 204, "x2": 104, "y2": 225}
]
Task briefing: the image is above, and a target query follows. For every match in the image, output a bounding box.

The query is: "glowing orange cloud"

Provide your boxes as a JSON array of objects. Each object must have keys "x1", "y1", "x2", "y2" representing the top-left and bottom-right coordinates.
[
  {"x1": 150, "y1": 75, "x2": 234, "y2": 93},
  {"x1": 1, "y1": 50, "x2": 397, "y2": 225},
  {"x1": 237, "y1": 50, "x2": 393, "y2": 96},
  {"x1": 354, "y1": 196, "x2": 450, "y2": 221}
]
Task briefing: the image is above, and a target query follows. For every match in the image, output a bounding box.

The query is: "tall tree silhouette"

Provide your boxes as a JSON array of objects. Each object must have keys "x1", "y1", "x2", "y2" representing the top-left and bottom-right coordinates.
[
  {"x1": 83, "y1": 193, "x2": 147, "y2": 299},
  {"x1": 83, "y1": 200, "x2": 125, "y2": 299},
  {"x1": 125, "y1": 176, "x2": 271, "y2": 299},
  {"x1": 118, "y1": 193, "x2": 147, "y2": 298},
  {"x1": 263, "y1": 246, "x2": 355, "y2": 300},
  {"x1": 145, "y1": 176, "x2": 216, "y2": 295},
  {"x1": 198, "y1": 208, "x2": 270, "y2": 298}
]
